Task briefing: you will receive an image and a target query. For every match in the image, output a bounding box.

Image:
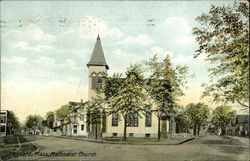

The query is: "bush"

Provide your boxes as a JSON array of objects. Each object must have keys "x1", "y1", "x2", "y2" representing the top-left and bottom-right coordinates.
[{"x1": 3, "y1": 135, "x2": 26, "y2": 144}]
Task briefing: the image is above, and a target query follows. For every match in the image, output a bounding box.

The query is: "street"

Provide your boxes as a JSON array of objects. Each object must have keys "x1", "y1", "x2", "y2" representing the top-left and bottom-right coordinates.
[{"x1": 11, "y1": 134, "x2": 249, "y2": 161}]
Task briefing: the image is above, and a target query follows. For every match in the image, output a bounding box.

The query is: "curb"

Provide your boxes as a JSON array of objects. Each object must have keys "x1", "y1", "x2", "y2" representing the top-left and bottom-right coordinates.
[{"x1": 53, "y1": 136, "x2": 195, "y2": 145}]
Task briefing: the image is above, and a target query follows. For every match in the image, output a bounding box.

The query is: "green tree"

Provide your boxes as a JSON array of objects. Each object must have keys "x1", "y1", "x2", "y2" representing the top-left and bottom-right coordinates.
[
  {"x1": 109, "y1": 64, "x2": 147, "y2": 141},
  {"x1": 45, "y1": 111, "x2": 55, "y2": 129},
  {"x1": 186, "y1": 103, "x2": 210, "y2": 136},
  {"x1": 25, "y1": 115, "x2": 44, "y2": 134},
  {"x1": 144, "y1": 55, "x2": 189, "y2": 140},
  {"x1": 56, "y1": 104, "x2": 76, "y2": 134},
  {"x1": 7, "y1": 111, "x2": 21, "y2": 134},
  {"x1": 175, "y1": 106, "x2": 191, "y2": 133},
  {"x1": 193, "y1": 2, "x2": 249, "y2": 109},
  {"x1": 212, "y1": 105, "x2": 236, "y2": 135},
  {"x1": 85, "y1": 100, "x2": 102, "y2": 140}
]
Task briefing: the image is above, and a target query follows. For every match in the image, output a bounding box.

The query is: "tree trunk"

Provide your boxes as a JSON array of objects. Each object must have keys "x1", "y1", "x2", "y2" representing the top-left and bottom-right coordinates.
[
  {"x1": 193, "y1": 122, "x2": 197, "y2": 136},
  {"x1": 197, "y1": 124, "x2": 200, "y2": 136},
  {"x1": 158, "y1": 117, "x2": 161, "y2": 141},
  {"x1": 169, "y1": 118, "x2": 172, "y2": 138},
  {"x1": 95, "y1": 123, "x2": 98, "y2": 140},
  {"x1": 123, "y1": 116, "x2": 127, "y2": 141}
]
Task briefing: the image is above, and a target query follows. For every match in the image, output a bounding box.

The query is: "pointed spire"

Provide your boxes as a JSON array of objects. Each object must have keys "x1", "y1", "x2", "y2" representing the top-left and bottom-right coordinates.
[{"x1": 87, "y1": 35, "x2": 109, "y2": 69}]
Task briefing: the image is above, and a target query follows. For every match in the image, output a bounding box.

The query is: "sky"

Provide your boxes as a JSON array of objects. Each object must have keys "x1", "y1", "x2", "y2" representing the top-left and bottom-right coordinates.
[{"x1": 0, "y1": 0, "x2": 238, "y2": 122}]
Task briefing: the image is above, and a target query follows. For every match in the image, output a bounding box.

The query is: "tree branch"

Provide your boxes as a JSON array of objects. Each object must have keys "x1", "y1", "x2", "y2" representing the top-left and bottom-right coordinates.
[{"x1": 236, "y1": 99, "x2": 249, "y2": 109}]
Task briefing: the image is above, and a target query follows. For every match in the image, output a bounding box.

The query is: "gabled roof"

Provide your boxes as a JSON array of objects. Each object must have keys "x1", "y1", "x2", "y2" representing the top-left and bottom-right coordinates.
[
  {"x1": 231, "y1": 114, "x2": 249, "y2": 125},
  {"x1": 87, "y1": 35, "x2": 109, "y2": 69}
]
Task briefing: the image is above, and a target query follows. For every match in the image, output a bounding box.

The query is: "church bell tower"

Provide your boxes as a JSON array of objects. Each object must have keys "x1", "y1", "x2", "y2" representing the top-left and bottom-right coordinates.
[{"x1": 87, "y1": 35, "x2": 109, "y2": 100}]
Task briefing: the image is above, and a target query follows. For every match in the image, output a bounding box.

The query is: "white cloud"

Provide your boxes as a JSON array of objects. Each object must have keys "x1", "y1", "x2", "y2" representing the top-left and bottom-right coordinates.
[
  {"x1": 2, "y1": 56, "x2": 27, "y2": 64},
  {"x1": 150, "y1": 46, "x2": 173, "y2": 58},
  {"x1": 34, "y1": 56, "x2": 56, "y2": 66},
  {"x1": 175, "y1": 35, "x2": 195, "y2": 45},
  {"x1": 107, "y1": 49, "x2": 142, "y2": 74},
  {"x1": 4, "y1": 24, "x2": 56, "y2": 43},
  {"x1": 65, "y1": 16, "x2": 123, "y2": 39},
  {"x1": 164, "y1": 17, "x2": 191, "y2": 35},
  {"x1": 58, "y1": 59, "x2": 78, "y2": 69},
  {"x1": 9, "y1": 41, "x2": 53, "y2": 52},
  {"x1": 117, "y1": 34, "x2": 153, "y2": 46},
  {"x1": 34, "y1": 56, "x2": 79, "y2": 70},
  {"x1": 25, "y1": 24, "x2": 56, "y2": 42},
  {"x1": 173, "y1": 53, "x2": 206, "y2": 65},
  {"x1": 163, "y1": 17, "x2": 195, "y2": 45}
]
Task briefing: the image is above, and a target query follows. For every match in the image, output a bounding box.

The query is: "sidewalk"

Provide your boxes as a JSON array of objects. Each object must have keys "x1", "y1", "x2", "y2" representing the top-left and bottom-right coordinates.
[{"x1": 226, "y1": 136, "x2": 249, "y2": 146}]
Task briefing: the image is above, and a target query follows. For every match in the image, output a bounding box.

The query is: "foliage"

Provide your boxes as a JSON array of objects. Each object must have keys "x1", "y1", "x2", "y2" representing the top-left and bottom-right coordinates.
[
  {"x1": 109, "y1": 64, "x2": 148, "y2": 141},
  {"x1": 193, "y1": 2, "x2": 249, "y2": 108},
  {"x1": 85, "y1": 89, "x2": 106, "y2": 139},
  {"x1": 56, "y1": 104, "x2": 71, "y2": 120},
  {"x1": 186, "y1": 103, "x2": 210, "y2": 135},
  {"x1": 175, "y1": 106, "x2": 191, "y2": 133},
  {"x1": 212, "y1": 105, "x2": 236, "y2": 130},
  {"x1": 25, "y1": 115, "x2": 44, "y2": 131},
  {"x1": 7, "y1": 111, "x2": 21, "y2": 134},
  {"x1": 101, "y1": 73, "x2": 124, "y2": 105},
  {"x1": 45, "y1": 111, "x2": 55, "y2": 129},
  {"x1": 144, "y1": 55, "x2": 190, "y2": 140}
]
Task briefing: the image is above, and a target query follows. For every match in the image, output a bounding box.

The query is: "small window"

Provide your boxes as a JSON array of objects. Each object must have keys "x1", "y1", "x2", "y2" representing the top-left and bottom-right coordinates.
[
  {"x1": 145, "y1": 133, "x2": 150, "y2": 138},
  {"x1": 129, "y1": 133, "x2": 134, "y2": 137},
  {"x1": 0, "y1": 116, "x2": 6, "y2": 123},
  {"x1": 112, "y1": 133, "x2": 117, "y2": 137},
  {"x1": 112, "y1": 113, "x2": 118, "y2": 126},
  {"x1": 80, "y1": 114, "x2": 85, "y2": 121},
  {"x1": 0, "y1": 125, "x2": 6, "y2": 132},
  {"x1": 73, "y1": 125, "x2": 77, "y2": 134},
  {"x1": 81, "y1": 124, "x2": 84, "y2": 131}
]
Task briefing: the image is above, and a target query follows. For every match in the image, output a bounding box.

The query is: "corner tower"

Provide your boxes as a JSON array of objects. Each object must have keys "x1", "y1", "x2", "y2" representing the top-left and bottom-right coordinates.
[{"x1": 87, "y1": 35, "x2": 109, "y2": 100}]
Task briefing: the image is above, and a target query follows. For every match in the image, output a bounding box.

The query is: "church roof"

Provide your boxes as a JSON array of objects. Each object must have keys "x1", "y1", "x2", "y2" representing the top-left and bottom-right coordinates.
[{"x1": 87, "y1": 35, "x2": 109, "y2": 69}]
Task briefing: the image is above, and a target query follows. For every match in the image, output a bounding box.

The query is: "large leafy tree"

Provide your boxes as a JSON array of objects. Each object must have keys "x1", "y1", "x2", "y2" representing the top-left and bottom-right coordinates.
[
  {"x1": 145, "y1": 55, "x2": 189, "y2": 140},
  {"x1": 85, "y1": 88, "x2": 107, "y2": 140},
  {"x1": 193, "y1": 2, "x2": 249, "y2": 109},
  {"x1": 109, "y1": 64, "x2": 147, "y2": 141},
  {"x1": 25, "y1": 115, "x2": 44, "y2": 133},
  {"x1": 45, "y1": 111, "x2": 55, "y2": 129},
  {"x1": 212, "y1": 105, "x2": 236, "y2": 135},
  {"x1": 186, "y1": 103, "x2": 210, "y2": 136},
  {"x1": 175, "y1": 106, "x2": 191, "y2": 133},
  {"x1": 85, "y1": 100, "x2": 102, "y2": 140},
  {"x1": 7, "y1": 111, "x2": 21, "y2": 134}
]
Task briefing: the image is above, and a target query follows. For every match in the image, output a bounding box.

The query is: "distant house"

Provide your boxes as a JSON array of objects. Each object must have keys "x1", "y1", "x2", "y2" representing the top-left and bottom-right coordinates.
[
  {"x1": 52, "y1": 101, "x2": 87, "y2": 137},
  {"x1": 227, "y1": 114, "x2": 249, "y2": 137},
  {"x1": 0, "y1": 110, "x2": 8, "y2": 136}
]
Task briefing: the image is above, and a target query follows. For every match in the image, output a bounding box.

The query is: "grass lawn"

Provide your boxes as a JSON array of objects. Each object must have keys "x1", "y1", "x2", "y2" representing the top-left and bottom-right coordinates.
[{"x1": 0, "y1": 135, "x2": 37, "y2": 161}]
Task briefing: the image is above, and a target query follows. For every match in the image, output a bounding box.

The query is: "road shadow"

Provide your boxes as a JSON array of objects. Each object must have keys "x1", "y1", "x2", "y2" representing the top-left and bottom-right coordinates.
[
  {"x1": 201, "y1": 136, "x2": 249, "y2": 155},
  {"x1": 201, "y1": 136, "x2": 241, "y2": 145}
]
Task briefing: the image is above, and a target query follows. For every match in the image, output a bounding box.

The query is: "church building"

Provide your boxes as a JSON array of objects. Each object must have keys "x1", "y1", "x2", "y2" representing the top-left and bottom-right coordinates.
[{"x1": 85, "y1": 35, "x2": 174, "y2": 138}]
